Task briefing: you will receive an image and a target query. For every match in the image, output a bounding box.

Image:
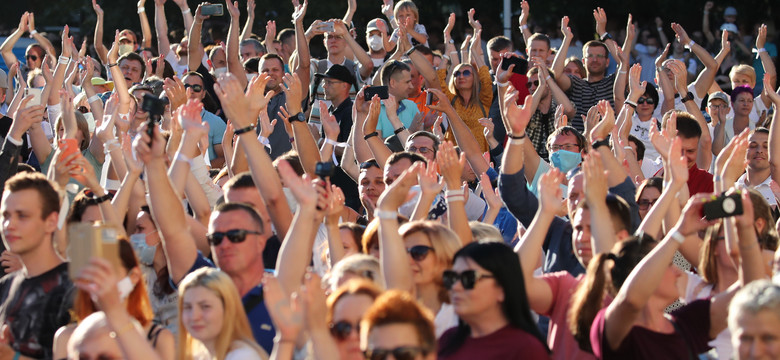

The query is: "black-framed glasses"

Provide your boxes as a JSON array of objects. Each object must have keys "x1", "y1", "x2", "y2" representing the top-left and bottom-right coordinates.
[
  {"x1": 406, "y1": 245, "x2": 434, "y2": 262},
  {"x1": 637, "y1": 97, "x2": 655, "y2": 105},
  {"x1": 454, "y1": 69, "x2": 472, "y2": 78},
  {"x1": 637, "y1": 199, "x2": 658, "y2": 210},
  {"x1": 526, "y1": 80, "x2": 539, "y2": 89},
  {"x1": 184, "y1": 84, "x2": 203, "y2": 92},
  {"x1": 363, "y1": 346, "x2": 428, "y2": 360},
  {"x1": 442, "y1": 269, "x2": 494, "y2": 290},
  {"x1": 329, "y1": 320, "x2": 359, "y2": 340},
  {"x1": 26, "y1": 54, "x2": 38, "y2": 61},
  {"x1": 206, "y1": 229, "x2": 262, "y2": 246},
  {"x1": 407, "y1": 146, "x2": 432, "y2": 154}
]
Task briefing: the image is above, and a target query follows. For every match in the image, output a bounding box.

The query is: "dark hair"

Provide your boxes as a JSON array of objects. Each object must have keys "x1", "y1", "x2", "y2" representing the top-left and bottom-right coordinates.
[
  {"x1": 583, "y1": 40, "x2": 608, "y2": 56},
  {"x1": 406, "y1": 131, "x2": 440, "y2": 156},
  {"x1": 213, "y1": 202, "x2": 265, "y2": 234},
  {"x1": 568, "y1": 234, "x2": 658, "y2": 351},
  {"x1": 152, "y1": 57, "x2": 175, "y2": 79},
  {"x1": 244, "y1": 57, "x2": 260, "y2": 73},
  {"x1": 753, "y1": 127, "x2": 770, "y2": 136},
  {"x1": 666, "y1": 111, "x2": 701, "y2": 139},
  {"x1": 118, "y1": 52, "x2": 146, "y2": 77},
  {"x1": 260, "y1": 53, "x2": 285, "y2": 69},
  {"x1": 627, "y1": 135, "x2": 646, "y2": 161},
  {"x1": 527, "y1": 66, "x2": 556, "y2": 82},
  {"x1": 731, "y1": 85, "x2": 754, "y2": 103},
  {"x1": 439, "y1": 242, "x2": 549, "y2": 355},
  {"x1": 640, "y1": 84, "x2": 659, "y2": 111},
  {"x1": 635, "y1": 177, "x2": 663, "y2": 204},
  {"x1": 273, "y1": 151, "x2": 305, "y2": 176},
  {"x1": 339, "y1": 222, "x2": 367, "y2": 252},
  {"x1": 606, "y1": 194, "x2": 632, "y2": 234},
  {"x1": 487, "y1": 36, "x2": 513, "y2": 52},
  {"x1": 546, "y1": 126, "x2": 586, "y2": 153},
  {"x1": 527, "y1": 33, "x2": 551, "y2": 48},
  {"x1": 278, "y1": 28, "x2": 295, "y2": 45},
  {"x1": 5, "y1": 172, "x2": 60, "y2": 219},
  {"x1": 380, "y1": 60, "x2": 411, "y2": 87},
  {"x1": 224, "y1": 171, "x2": 255, "y2": 191},
  {"x1": 387, "y1": 151, "x2": 427, "y2": 166},
  {"x1": 67, "y1": 189, "x2": 114, "y2": 224},
  {"x1": 240, "y1": 38, "x2": 265, "y2": 54},
  {"x1": 360, "y1": 159, "x2": 380, "y2": 170},
  {"x1": 412, "y1": 45, "x2": 433, "y2": 57},
  {"x1": 564, "y1": 57, "x2": 586, "y2": 78}
]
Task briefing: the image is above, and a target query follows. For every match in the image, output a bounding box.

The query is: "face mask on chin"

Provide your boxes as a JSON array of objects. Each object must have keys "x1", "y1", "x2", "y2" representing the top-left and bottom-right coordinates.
[
  {"x1": 212, "y1": 67, "x2": 228, "y2": 78},
  {"x1": 549, "y1": 149, "x2": 582, "y2": 174}
]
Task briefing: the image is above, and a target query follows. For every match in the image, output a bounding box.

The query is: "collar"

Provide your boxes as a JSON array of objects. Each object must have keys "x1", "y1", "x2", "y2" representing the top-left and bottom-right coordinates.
[{"x1": 329, "y1": 97, "x2": 353, "y2": 114}]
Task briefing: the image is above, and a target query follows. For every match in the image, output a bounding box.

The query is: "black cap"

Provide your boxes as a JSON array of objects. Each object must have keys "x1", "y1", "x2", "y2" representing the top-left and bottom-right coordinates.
[{"x1": 315, "y1": 64, "x2": 356, "y2": 88}]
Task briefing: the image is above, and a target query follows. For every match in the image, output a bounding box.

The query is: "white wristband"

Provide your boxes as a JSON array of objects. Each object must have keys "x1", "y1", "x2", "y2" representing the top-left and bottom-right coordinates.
[
  {"x1": 87, "y1": 94, "x2": 100, "y2": 104},
  {"x1": 519, "y1": 24, "x2": 528, "y2": 30},
  {"x1": 58, "y1": 56, "x2": 70, "y2": 64},
  {"x1": 495, "y1": 80, "x2": 508, "y2": 88},
  {"x1": 444, "y1": 189, "x2": 464, "y2": 197},
  {"x1": 174, "y1": 152, "x2": 193, "y2": 166},
  {"x1": 374, "y1": 209, "x2": 398, "y2": 220},
  {"x1": 258, "y1": 134, "x2": 271, "y2": 146},
  {"x1": 685, "y1": 40, "x2": 695, "y2": 49},
  {"x1": 29, "y1": 30, "x2": 38, "y2": 36},
  {"x1": 137, "y1": 7, "x2": 145, "y2": 13},
  {"x1": 181, "y1": 8, "x2": 191, "y2": 14},
  {"x1": 509, "y1": 138, "x2": 525, "y2": 145},
  {"x1": 670, "y1": 230, "x2": 686, "y2": 245}
]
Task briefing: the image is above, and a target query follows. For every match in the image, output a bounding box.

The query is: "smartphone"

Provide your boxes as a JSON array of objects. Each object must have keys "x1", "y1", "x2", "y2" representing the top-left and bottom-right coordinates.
[
  {"x1": 58, "y1": 138, "x2": 79, "y2": 165},
  {"x1": 364, "y1": 86, "x2": 389, "y2": 101},
  {"x1": 201, "y1": 4, "x2": 223, "y2": 16},
  {"x1": 425, "y1": 91, "x2": 434, "y2": 105},
  {"x1": 68, "y1": 223, "x2": 122, "y2": 281},
  {"x1": 321, "y1": 21, "x2": 335, "y2": 33},
  {"x1": 315, "y1": 161, "x2": 335, "y2": 179},
  {"x1": 24, "y1": 88, "x2": 42, "y2": 108},
  {"x1": 703, "y1": 192, "x2": 743, "y2": 220},
  {"x1": 500, "y1": 56, "x2": 528, "y2": 75}
]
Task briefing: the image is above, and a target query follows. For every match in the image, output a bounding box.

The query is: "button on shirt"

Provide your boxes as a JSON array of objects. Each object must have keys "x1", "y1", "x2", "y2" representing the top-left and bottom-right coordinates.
[{"x1": 737, "y1": 173, "x2": 777, "y2": 206}]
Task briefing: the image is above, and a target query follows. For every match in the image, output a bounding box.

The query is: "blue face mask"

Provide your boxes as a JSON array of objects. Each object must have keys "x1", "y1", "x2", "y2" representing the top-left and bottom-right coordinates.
[
  {"x1": 129, "y1": 233, "x2": 157, "y2": 266},
  {"x1": 550, "y1": 150, "x2": 582, "y2": 174}
]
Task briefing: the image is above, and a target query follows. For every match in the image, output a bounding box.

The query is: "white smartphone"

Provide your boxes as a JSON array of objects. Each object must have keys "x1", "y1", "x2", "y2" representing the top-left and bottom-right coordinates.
[{"x1": 24, "y1": 88, "x2": 42, "y2": 108}]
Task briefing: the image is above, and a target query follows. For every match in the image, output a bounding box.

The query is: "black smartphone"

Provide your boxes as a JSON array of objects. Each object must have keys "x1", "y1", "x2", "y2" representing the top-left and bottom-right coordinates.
[
  {"x1": 201, "y1": 4, "x2": 223, "y2": 16},
  {"x1": 364, "y1": 86, "x2": 389, "y2": 101},
  {"x1": 703, "y1": 192, "x2": 743, "y2": 220},
  {"x1": 315, "y1": 161, "x2": 335, "y2": 179},
  {"x1": 500, "y1": 56, "x2": 528, "y2": 75},
  {"x1": 425, "y1": 91, "x2": 434, "y2": 105}
]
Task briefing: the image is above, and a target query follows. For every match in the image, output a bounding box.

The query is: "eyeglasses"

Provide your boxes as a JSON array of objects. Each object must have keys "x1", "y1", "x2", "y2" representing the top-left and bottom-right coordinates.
[
  {"x1": 363, "y1": 347, "x2": 428, "y2": 360},
  {"x1": 407, "y1": 146, "x2": 432, "y2": 154},
  {"x1": 26, "y1": 54, "x2": 38, "y2": 61},
  {"x1": 637, "y1": 199, "x2": 658, "y2": 210},
  {"x1": 324, "y1": 79, "x2": 344, "y2": 86},
  {"x1": 406, "y1": 245, "x2": 434, "y2": 262},
  {"x1": 585, "y1": 54, "x2": 608, "y2": 59},
  {"x1": 329, "y1": 321, "x2": 359, "y2": 340},
  {"x1": 550, "y1": 143, "x2": 579, "y2": 152},
  {"x1": 442, "y1": 269, "x2": 494, "y2": 290},
  {"x1": 77, "y1": 106, "x2": 90, "y2": 114},
  {"x1": 184, "y1": 84, "x2": 203, "y2": 92},
  {"x1": 206, "y1": 229, "x2": 262, "y2": 246},
  {"x1": 526, "y1": 80, "x2": 539, "y2": 89},
  {"x1": 708, "y1": 104, "x2": 728, "y2": 109},
  {"x1": 637, "y1": 97, "x2": 655, "y2": 105},
  {"x1": 454, "y1": 69, "x2": 472, "y2": 78}
]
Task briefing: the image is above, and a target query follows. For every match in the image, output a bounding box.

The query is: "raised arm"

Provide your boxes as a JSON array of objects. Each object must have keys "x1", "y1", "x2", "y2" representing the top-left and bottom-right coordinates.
[
  {"x1": 407, "y1": 43, "x2": 441, "y2": 90},
  {"x1": 362, "y1": 95, "x2": 391, "y2": 167},
  {"x1": 291, "y1": 0, "x2": 311, "y2": 87},
  {"x1": 137, "y1": 0, "x2": 153, "y2": 48},
  {"x1": 226, "y1": 0, "x2": 248, "y2": 89},
  {"x1": 551, "y1": 16, "x2": 573, "y2": 92},
  {"x1": 672, "y1": 23, "x2": 718, "y2": 98},
  {"x1": 188, "y1": 5, "x2": 209, "y2": 73},
  {"x1": 589, "y1": 100, "x2": 630, "y2": 187},
  {"x1": 756, "y1": 24, "x2": 777, "y2": 110},
  {"x1": 342, "y1": 0, "x2": 356, "y2": 25},
  {"x1": 106, "y1": 31, "x2": 133, "y2": 115},
  {"x1": 154, "y1": 0, "x2": 171, "y2": 59},
  {"x1": 438, "y1": 141, "x2": 474, "y2": 245},
  {"x1": 427, "y1": 88, "x2": 489, "y2": 176},
  {"x1": 517, "y1": 1, "x2": 532, "y2": 45},
  {"x1": 702, "y1": 1, "x2": 715, "y2": 45},
  {"x1": 92, "y1": 0, "x2": 109, "y2": 64},
  {"x1": 241, "y1": 0, "x2": 256, "y2": 41},
  {"x1": 333, "y1": 20, "x2": 373, "y2": 79},
  {"x1": 582, "y1": 152, "x2": 618, "y2": 255},
  {"x1": 669, "y1": 60, "x2": 712, "y2": 169},
  {"x1": 767, "y1": 76, "x2": 780, "y2": 183},
  {"x1": 0, "y1": 13, "x2": 29, "y2": 69}
]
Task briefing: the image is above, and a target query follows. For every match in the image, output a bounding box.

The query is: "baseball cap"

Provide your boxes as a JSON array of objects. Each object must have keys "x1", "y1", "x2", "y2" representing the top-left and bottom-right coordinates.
[
  {"x1": 0, "y1": 69, "x2": 7, "y2": 89},
  {"x1": 720, "y1": 23, "x2": 738, "y2": 34},
  {"x1": 91, "y1": 77, "x2": 115, "y2": 91},
  {"x1": 708, "y1": 91, "x2": 729, "y2": 104},
  {"x1": 315, "y1": 64, "x2": 356, "y2": 88},
  {"x1": 724, "y1": 6, "x2": 737, "y2": 17},
  {"x1": 366, "y1": 18, "x2": 387, "y2": 34}
]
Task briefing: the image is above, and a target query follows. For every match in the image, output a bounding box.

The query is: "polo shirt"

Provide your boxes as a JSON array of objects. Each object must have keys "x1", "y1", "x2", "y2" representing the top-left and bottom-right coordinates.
[
  {"x1": 737, "y1": 173, "x2": 776, "y2": 206},
  {"x1": 377, "y1": 99, "x2": 419, "y2": 139},
  {"x1": 687, "y1": 166, "x2": 714, "y2": 196},
  {"x1": 201, "y1": 109, "x2": 227, "y2": 161}
]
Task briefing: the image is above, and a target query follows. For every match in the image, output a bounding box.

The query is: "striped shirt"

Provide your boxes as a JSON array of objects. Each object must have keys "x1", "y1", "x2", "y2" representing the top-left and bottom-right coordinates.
[{"x1": 566, "y1": 73, "x2": 615, "y2": 133}]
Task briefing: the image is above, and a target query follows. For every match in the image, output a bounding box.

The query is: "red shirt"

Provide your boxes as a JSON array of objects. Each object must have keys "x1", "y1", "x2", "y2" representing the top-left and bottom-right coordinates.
[{"x1": 687, "y1": 166, "x2": 714, "y2": 196}]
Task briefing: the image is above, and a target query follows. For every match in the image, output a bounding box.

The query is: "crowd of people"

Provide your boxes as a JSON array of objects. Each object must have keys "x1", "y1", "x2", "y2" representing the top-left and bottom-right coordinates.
[{"x1": 0, "y1": 0, "x2": 778, "y2": 358}]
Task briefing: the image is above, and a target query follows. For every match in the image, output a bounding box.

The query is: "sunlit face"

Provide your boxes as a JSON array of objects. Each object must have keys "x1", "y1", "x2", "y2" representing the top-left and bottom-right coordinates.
[
  {"x1": 526, "y1": 40, "x2": 550, "y2": 61},
  {"x1": 1, "y1": 189, "x2": 56, "y2": 256},
  {"x1": 224, "y1": 186, "x2": 272, "y2": 238},
  {"x1": 488, "y1": 49, "x2": 510, "y2": 73},
  {"x1": 395, "y1": 8, "x2": 416, "y2": 29},
  {"x1": 24, "y1": 46, "x2": 44, "y2": 70},
  {"x1": 747, "y1": 132, "x2": 770, "y2": 171},
  {"x1": 731, "y1": 73, "x2": 754, "y2": 89},
  {"x1": 636, "y1": 95, "x2": 655, "y2": 119},
  {"x1": 679, "y1": 136, "x2": 700, "y2": 168},
  {"x1": 333, "y1": 293, "x2": 375, "y2": 360},
  {"x1": 448, "y1": 257, "x2": 503, "y2": 323},
  {"x1": 638, "y1": 186, "x2": 661, "y2": 220},
  {"x1": 324, "y1": 33, "x2": 347, "y2": 55},
  {"x1": 323, "y1": 78, "x2": 349, "y2": 102},
  {"x1": 404, "y1": 231, "x2": 441, "y2": 286},
  {"x1": 733, "y1": 92, "x2": 755, "y2": 117},
  {"x1": 208, "y1": 210, "x2": 266, "y2": 276},
  {"x1": 132, "y1": 89, "x2": 151, "y2": 120},
  {"x1": 563, "y1": 62, "x2": 583, "y2": 79},
  {"x1": 70, "y1": 327, "x2": 124, "y2": 360},
  {"x1": 210, "y1": 48, "x2": 227, "y2": 70},
  {"x1": 240, "y1": 44, "x2": 262, "y2": 63},
  {"x1": 526, "y1": 73, "x2": 548, "y2": 99},
  {"x1": 339, "y1": 228, "x2": 360, "y2": 257},
  {"x1": 119, "y1": 59, "x2": 144, "y2": 84},
  {"x1": 183, "y1": 74, "x2": 206, "y2": 101},
  {"x1": 566, "y1": 173, "x2": 584, "y2": 218},
  {"x1": 134, "y1": 212, "x2": 162, "y2": 248},
  {"x1": 583, "y1": 45, "x2": 608, "y2": 76},
  {"x1": 359, "y1": 166, "x2": 384, "y2": 207},
  {"x1": 409, "y1": 65, "x2": 423, "y2": 97},
  {"x1": 260, "y1": 57, "x2": 284, "y2": 92},
  {"x1": 384, "y1": 158, "x2": 413, "y2": 186},
  {"x1": 389, "y1": 70, "x2": 413, "y2": 100},
  {"x1": 453, "y1": 65, "x2": 474, "y2": 90},
  {"x1": 733, "y1": 310, "x2": 780, "y2": 360},
  {"x1": 364, "y1": 323, "x2": 431, "y2": 360},
  {"x1": 572, "y1": 208, "x2": 592, "y2": 266},
  {"x1": 405, "y1": 136, "x2": 435, "y2": 163},
  {"x1": 182, "y1": 286, "x2": 224, "y2": 344},
  {"x1": 80, "y1": 204, "x2": 102, "y2": 224}
]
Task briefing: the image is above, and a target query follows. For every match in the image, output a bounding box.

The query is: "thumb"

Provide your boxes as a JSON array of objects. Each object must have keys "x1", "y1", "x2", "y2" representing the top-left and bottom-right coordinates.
[{"x1": 0, "y1": 324, "x2": 10, "y2": 344}]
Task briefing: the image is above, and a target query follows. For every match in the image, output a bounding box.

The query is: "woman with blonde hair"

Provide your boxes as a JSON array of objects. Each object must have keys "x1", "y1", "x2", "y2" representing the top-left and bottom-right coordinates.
[{"x1": 177, "y1": 267, "x2": 267, "y2": 360}]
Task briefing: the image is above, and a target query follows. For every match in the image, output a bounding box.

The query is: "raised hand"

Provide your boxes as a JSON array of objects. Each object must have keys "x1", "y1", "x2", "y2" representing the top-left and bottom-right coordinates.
[
  {"x1": 502, "y1": 84, "x2": 535, "y2": 135},
  {"x1": 627, "y1": 63, "x2": 646, "y2": 101},
  {"x1": 92, "y1": 0, "x2": 104, "y2": 17},
  {"x1": 75, "y1": 258, "x2": 124, "y2": 314},
  {"x1": 537, "y1": 167, "x2": 564, "y2": 213},
  {"x1": 17, "y1": 12, "x2": 29, "y2": 33},
  {"x1": 518, "y1": 1, "x2": 530, "y2": 28},
  {"x1": 674, "y1": 194, "x2": 720, "y2": 236},
  {"x1": 266, "y1": 20, "x2": 277, "y2": 44},
  {"x1": 179, "y1": 99, "x2": 209, "y2": 137},
  {"x1": 668, "y1": 60, "x2": 688, "y2": 95},
  {"x1": 649, "y1": 118, "x2": 672, "y2": 160},
  {"x1": 214, "y1": 73, "x2": 253, "y2": 128},
  {"x1": 425, "y1": 88, "x2": 455, "y2": 115},
  {"x1": 479, "y1": 172, "x2": 503, "y2": 211},
  {"x1": 418, "y1": 161, "x2": 443, "y2": 197},
  {"x1": 756, "y1": 24, "x2": 767, "y2": 49},
  {"x1": 655, "y1": 43, "x2": 671, "y2": 70},
  {"x1": 561, "y1": 16, "x2": 573, "y2": 39},
  {"x1": 363, "y1": 95, "x2": 381, "y2": 134},
  {"x1": 438, "y1": 141, "x2": 466, "y2": 188},
  {"x1": 246, "y1": 74, "x2": 276, "y2": 119},
  {"x1": 292, "y1": 0, "x2": 308, "y2": 24},
  {"x1": 589, "y1": 99, "x2": 615, "y2": 142},
  {"x1": 133, "y1": 122, "x2": 166, "y2": 164},
  {"x1": 671, "y1": 23, "x2": 691, "y2": 46},
  {"x1": 582, "y1": 152, "x2": 608, "y2": 206},
  {"x1": 61, "y1": 25, "x2": 74, "y2": 58},
  {"x1": 764, "y1": 74, "x2": 780, "y2": 105},
  {"x1": 258, "y1": 112, "x2": 277, "y2": 139},
  {"x1": 69, "y1": 154, "x2": 100, "y2": 189},
  {"x1": 720, "y1": 30, "x2": 731, "y2": 54},
  {"x1": 593, "y1": 7, "x2": 608, "y2": 36},
  {"x1": 721, "y1": 129, "x2": 750, "y2": 185},
  {"x1": 443, "y1": 13, "x2": 456, "y2": 41},
  {"x1": 667, "y1": 137, "x2": 689, "y2": 186},
  {"x1": 325, "y1": 185, "x2": 346, "y2": 222},
  {"x1": 277, "y1": 159, "x2": 325, "y2": 211},
  {"x1": 263, "y1": 274, "x2": 304, "y2": 342},
  {"x1": 226, "y1": 0, "x2": 240, "y2": 18},
  {"x1": 478, "y1": 117, "x2": 495, "y2": 142},
  {"x1": 320, "y1": 101, "x2": 339, "y2": 141},
  {"x1": 163, "y1": 76, "x2": 186, "y2": 112},
  {"x1": 281, "y1": 73, "x2": 303, "y2": 114},
  {"x1": 467, "y1": 8, "x2": 481, "y2": 31},
  {"x1": 377, "y1": 162, "x2": 423, "y2": 211}
]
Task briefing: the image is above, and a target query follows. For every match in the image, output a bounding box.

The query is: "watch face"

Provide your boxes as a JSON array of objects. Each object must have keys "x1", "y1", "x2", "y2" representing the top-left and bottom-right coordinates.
[{"x1": 296, "y1": 112, "x2": 306, "y2": 122}]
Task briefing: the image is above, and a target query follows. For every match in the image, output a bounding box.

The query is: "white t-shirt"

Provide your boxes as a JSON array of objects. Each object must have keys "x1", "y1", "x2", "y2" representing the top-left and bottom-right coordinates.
[
  {"x1": 435, "y1": 302, "x2": 459, "y2": 338},
  {"x1": 225, "y1": 341, "x2": 265, "y2": 360}
]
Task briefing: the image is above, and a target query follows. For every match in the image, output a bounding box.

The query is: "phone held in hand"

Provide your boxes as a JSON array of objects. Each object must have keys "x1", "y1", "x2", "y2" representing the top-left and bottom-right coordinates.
[
  {"x1": 364, "y1": 86, "x2": 389, "y2": 101},
  {"x1": 315, "y1": 161, "x2": 335, "y2": 179},
  {"x1": 24, "y1": 88, "x2": 43, "y2": 108},
  {"x1": 702, "y1": 192, "x2": 743, "y2": 220},
  {"x1": 321, "y1": 21, "x2": 335, "y2": 33},
  {"x1": 500, "y1": 56, "x2": 528, "y2": 75},
  {"x1": 425, "y1": 91, "x2": 434, "y2": 106},
  {"x1": 68, "y1": 223, "x2": 123, "y2": 281},
  {"x1": 201, "y1": 4, "x2": 223, "y2": 16},
  {"x1": 58, "y1": 138, "x2": 79, "y2": 165}
]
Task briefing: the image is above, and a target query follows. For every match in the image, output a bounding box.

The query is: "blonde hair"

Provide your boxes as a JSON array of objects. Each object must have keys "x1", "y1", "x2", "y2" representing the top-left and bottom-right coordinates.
[
  {"x1": 327, "y1": 254, "x2": 385, "y2": 291},
  {"x1": 469, "y1": 221, "x2": 503, "y2": 243},
  {"x1": 393, "y1": 0, "x2": 419, "y2": 25},
  {"x1": 177, "y1": 268, "x2": 266, "y2": 360},
  {"x1": 448, "y1": 63, "x2": 482, "y2": 110},
  {"x1": 729, "y1": 64, "x2": 756, "y2": 87},
  {"x1": 399, "y1": 221, "x2": 462, "y2": 303}
]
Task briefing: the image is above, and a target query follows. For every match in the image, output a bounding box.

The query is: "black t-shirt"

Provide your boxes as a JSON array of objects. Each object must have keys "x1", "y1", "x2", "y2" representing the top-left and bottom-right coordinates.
[
  {"x1": 0, "y1": 262, "x2": 74, "y2": 359},
  {"x1": 0, "y1": 116, "x2": 30, "y2": 161}
]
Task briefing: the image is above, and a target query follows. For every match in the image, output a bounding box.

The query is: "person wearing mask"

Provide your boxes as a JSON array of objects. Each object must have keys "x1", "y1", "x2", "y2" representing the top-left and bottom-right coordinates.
[{"x1": 366, "y1": 18, "x2": 390, "y2": 75}]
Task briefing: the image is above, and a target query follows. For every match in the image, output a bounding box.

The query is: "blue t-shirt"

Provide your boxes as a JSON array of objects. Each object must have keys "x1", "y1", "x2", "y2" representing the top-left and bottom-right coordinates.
[
  {"x1": 377, "y1": 99, "x2": 419, "y2": 139},
  {"x1": 201, "y1": 109, "x2": 227, "y2": 161},
  {"x1": 185, "y1": 253, "x2": 276, "y2": 354}
]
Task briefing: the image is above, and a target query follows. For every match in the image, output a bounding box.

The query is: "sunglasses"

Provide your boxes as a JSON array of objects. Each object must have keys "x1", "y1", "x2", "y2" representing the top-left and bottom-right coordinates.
[
  {"x1": 526, "y1": 80, "x2": 540, "y2": 89},
  {"x1": 329, "y1": 321, "x2": 359, "y2": 340},
  {"x1": 77, "y1": 106, "x2": 89, "y2": 114},
  {"x1": 206, "y1": 229, "x2": 262, "y2": 246},
  {"x1": 184, "y1": 84, "x2": 203, "y2": 92},
  {"x1": 406, "y1": 245, "x2": 434, "y2": 262},
  {"x1": 442, "y1": 269, "x2": 494, "y2": 290},
  {"x1": 637, "y1": 97, "x2": 655, "y2": 105},
  {"x1": 364, "y1": 347, "x2": 428, "y2": 360},
  {"x1": 454, "y1": 69, "x2": 472, "y2": 78},
  {"x1": 359, "y1": 161, "x2": 380, "y2": 170},
  {"x1": 26, "y1": 54, "x2": 38, "y2": 61},
  {"x1": 637, "y1": 199, "x2": 658, "y2": 210}
]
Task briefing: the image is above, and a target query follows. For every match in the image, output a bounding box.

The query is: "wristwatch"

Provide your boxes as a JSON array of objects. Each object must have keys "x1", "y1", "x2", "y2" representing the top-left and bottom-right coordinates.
[
  {"x1": 289, "y1": 112, "x2": 306, "y2": 123},
  {"x1": 404, "y1": 47, "x2": 416, "y2": 57},
  {"x1": 680, "y1": 91, "x2": 694, "y2": 103},
  {"x1": 92, "y1": 193, "x2": 113, "y2": 204},
  {"x1": 599, "y1": 32, "x2": 613, "y2": 42},
  {"x1": 591, "y1": 138, "x2": 610, "y2": 150}
]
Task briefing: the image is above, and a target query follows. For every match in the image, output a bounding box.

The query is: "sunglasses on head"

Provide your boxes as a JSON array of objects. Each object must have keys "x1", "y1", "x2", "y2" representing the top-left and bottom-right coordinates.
[
  {"x1": 363, "y1": 346, "x2": 428, "y2": 360},
  {"x1": 442, "y1": 269, "x2": 494, "y2": 290},
  {"x1": 526, "y1": 80, "x2": 540, "y2": 89},
  {"x1": 329, "y1": 321, "x2": 359, "y2": 340},
  {"x1": 184, "y1": 84, "x2": 203, "y2": 92},
  {"x1": 26, "y1": 54, "x2": 38, "y2": 61},
  {"x1": 206, "y1": 229, "x2": 261, "y2": 246},
  {"x1": 406, "y1": 245, "x2": 433, "y2": 262},
  {"x1": 638, "y1": 97, "x2": 655, "y2": 105},
  {"x1": 454, "y1": 69, "x2": 472, "y2": 77},
  {"x1": 359, "y1": 160, "x2": 380, "y2": 170}
]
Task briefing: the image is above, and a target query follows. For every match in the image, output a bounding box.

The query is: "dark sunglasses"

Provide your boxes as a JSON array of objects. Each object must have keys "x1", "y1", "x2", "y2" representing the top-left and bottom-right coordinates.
[
  {"x1": 26, "y1": 54, "x2": 38, "y2": 61},
  {"x1": 406, "y1": 245, "x2": 433, "y2": 262},
  {"x1": 363, "y1": 347, "x2": 428, "y2": 360},
  {"x1": 206, "y1": 229, "x2": 261, "y2": 246},
  {"x1": 637, "y1": 199, "x2": 658, "y2": 210},
  {"x1": 184, "y1": 84, "x2": 203, "y2": 92},
  {"x1": 454, "y1": 69, "x2": 472, "y2": 77},
  {"x1": 77, "y1": 106, "x2": 89, "y2": 114},
  {"x1": 526, "y1": 80, "x2": 540, "y2": 89},
  {"x1": 638, "y1": 97, "x2": 655, "y2": 105},
  {"x1": 442, "y1": 269, "x2": 494, "y2": 290},
  {"x1": 359, "y1": 160, "x2": 380, "y2": 170},
  {"x1": 329, "y1": 321, "x2": 359, "y2": 340}
]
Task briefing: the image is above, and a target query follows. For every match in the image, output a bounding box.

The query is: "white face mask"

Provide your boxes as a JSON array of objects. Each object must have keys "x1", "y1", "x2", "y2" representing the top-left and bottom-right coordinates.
[
  {"x1": 246, "y1": 73, "x2": 258, "y2": 82},
  {"x1": 212, "y1": 67, "x2": 228, "y2": 78},
  {"x1": 646, "y1": 45, "x2": 658, "y2": 54},
  {"x1": 81, "y1": 111, "x2": 96, "y2": 133},
  {"x1": 116, "y1": 276, "x2": 135, "y2": 301},
  {"x1": 368, "y1": 35, "x2": 383, "y2": 51},
  {"x1": 118, "y1": 44, "x2": 134, "y2": 57}
]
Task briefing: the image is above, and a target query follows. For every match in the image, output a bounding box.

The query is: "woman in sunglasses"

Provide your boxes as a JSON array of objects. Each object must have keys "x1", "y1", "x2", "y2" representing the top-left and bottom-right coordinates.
[
  {"x1": 635, "y1": 177, "x2": 663, "y2": 220},
  {"x1": 438, "y1": 241, "x2": 548, "y2": 359},
  {"x1": 326, "y1": 280, "x2": 382, "y2": 360},
  {"x1": 621, "y1": 64, "x2": 662, "y2": 176},
  {"x1": 361, "y1": 290, "x2": 437, "y2": 360},
  {"x1": 177, "y1": 267, "x2": 267, "y2": 359}
]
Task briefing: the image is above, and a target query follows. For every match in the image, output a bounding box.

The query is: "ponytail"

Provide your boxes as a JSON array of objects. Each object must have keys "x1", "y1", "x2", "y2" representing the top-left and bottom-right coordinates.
[{"x1": 568, "y1": 252, "x2": 616, "y2": 352}]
